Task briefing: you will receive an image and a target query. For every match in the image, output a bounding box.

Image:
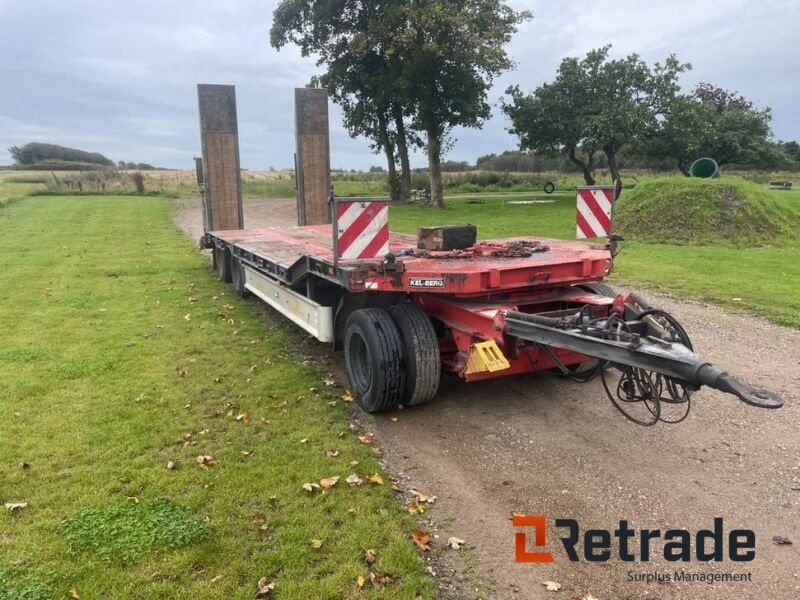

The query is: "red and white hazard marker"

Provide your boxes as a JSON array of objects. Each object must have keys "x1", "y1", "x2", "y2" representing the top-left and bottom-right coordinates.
[
  {"x1": 576, "y1": 186, "x2": 616, "y2": 239},
  {"x1": 335, "y1": 200, "x2": 389, "y2": 260}
]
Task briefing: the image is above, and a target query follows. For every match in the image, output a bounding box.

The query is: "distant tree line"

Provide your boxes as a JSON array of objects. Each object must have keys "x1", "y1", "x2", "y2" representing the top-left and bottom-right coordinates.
[
  {"x1": 7, "y1": 142, "x2": 161, "y2": 172},
  {"x1": 117, "y1": 160, "x2": 157, "y2": 170},
  {"x1": 9, "y1": 142, "x2": 114, "y2": 167}
]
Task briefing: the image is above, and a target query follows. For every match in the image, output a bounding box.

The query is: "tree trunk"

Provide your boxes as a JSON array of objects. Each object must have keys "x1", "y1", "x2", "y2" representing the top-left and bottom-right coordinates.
[
  {"x1": 568, "y1": 147, "x2": 596, "y2": 185},
  {"x1": 393, "y1": 107, "x2": 411, "y2": 202},
  {"x1": 605, "y1": 149, "x2": 623, "y2": 196},
  {"x1": 677, "y1": 163, "x2": 690, "y2": 177},
  {"x1": 377, "y1": 112, "x2": 399, "y2": 201},
  {"x1": 427, "y1": 129, "x2": 445, "y2": 209}
]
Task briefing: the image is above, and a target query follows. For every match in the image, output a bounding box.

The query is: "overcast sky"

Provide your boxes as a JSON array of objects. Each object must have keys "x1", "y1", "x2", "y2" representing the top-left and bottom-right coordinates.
[{"x1": 1, "y1": 0, "x2": 798, "y2": 169}]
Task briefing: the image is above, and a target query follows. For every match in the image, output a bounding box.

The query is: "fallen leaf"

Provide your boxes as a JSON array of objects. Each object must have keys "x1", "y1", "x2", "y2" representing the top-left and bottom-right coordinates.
[
  {"x1": 209, "y1": 575, "x2": 223, "y2": 584},
  {"x1": 409, "y1": 489, "x2": 436, "y2": 504},
  {"x1": 542, "y1": 580, "x2": 562, "y2": 592},
  {"x1": 196, "y1": 455, "x2": 216, "y2": 468},
  {"x1": 302, "y1": 482, "x2": 320, "y2": 492},
  {"x1": 358, "y1": 434, "x2": 374, "y2": 445},
  {"x1": 447, "y1": 537, "x2": 466, "y2": 550},
  {"x1": 342, "y1": 390, "x2": 354, "y2": 403},
  {"x1": 260, "y1": 417, "x2": 272, "y2": 424},
  {"x1": 369, "y1": 572, "x2": 396, "y2": 588},
  {"x1": 406, "y1": 501, "x2": 425, "y2": 515},
  {"x1": 184, "y1": 313, "x2": 191, "y2": 321},
  {"x1": 320, "y1": 476, "x2": 340, "y2": 489},
  {"x1": 349, "y1": 460, "x2": 360, "y2": 467},
  {"x1": 772, "y1": 535, "x2": 792, "y2": 545},
  {"x1": 20, "y1": 462, "x2": 30, "y2": 470},
  {"x1": 583, "y1": 594, "x2": 599, "y2": 600},
  {"x1": 69, "y1": 584, "x2": 79, "y2": 599},
  {"x1": 356, "y1": 574, "x2": 366, "y2": 589},
  {"x1": 411, "y1": 530, "x2": 431, "y2": 551},
  {"x1": 241, "y1": 450, "x2": 256, "y2": 457},
  {"x1": 177, "y1": 367, "x2": 189, "y2": 377},
  {"x1": 325, "y1": 449, "x2": 340, "y2": 457},
  {"x1": 309, "y1": 387, "x2": 319, "y2": 394},
  {"x1": 166, "y1": 460, "x2": 176, "y2": 470},
  {"x1": 368, "y1": 473, "x2": 384, "y2": 485},
  {"x1": 5, "y1": 502, "x2": 28, "y2": 512},
  {"x1": 255, "y1": 577, "x2": 275, "y2": 598},
  {"x1": 390, "y1": 417, "x2": 399, "y2": 422},
  {"x1": 236, "y1": 414, "x2": 250, "y2": 424},
  {"x1": 345, "y1": 474, "x2": 363, "y2": 486},
  {"x1": 300, "y1": 438, "x2": 308, "y2": 444},
  {"x1": 310, "y1": 539, "x2": 324, "y2": 549},
  {"x1": 363, "y1": 548, "x2": 376, "y2": 564}
]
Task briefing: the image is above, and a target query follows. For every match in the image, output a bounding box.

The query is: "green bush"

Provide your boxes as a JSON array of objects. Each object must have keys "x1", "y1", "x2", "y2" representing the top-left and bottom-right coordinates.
[{"x1": 9, "y1": 142, "x2": 113, "y2": 166}]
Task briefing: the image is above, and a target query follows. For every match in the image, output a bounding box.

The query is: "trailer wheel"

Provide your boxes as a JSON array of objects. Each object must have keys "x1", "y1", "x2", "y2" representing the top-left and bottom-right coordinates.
[
  {"x1": 231, "y1": 258, "x2": 250, "y2": 297},
  {"x1": 579, "y1": 282, "x2": 617, "y2": 298},
  {"x1": 389, "y1": 303, "x2": 441, "y2": 406},
  {"x1": 214, "y1": 247, "x2": 232, "y2": 283},
  {"x1": 344, "y1": 308, "x2": 406, "y2": 413},
  {"x1": 544, "y1": 181, "x2": 555, "y2": 194}
]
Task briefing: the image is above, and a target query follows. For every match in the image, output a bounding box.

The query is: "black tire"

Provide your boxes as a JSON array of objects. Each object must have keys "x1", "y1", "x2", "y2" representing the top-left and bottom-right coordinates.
[
  {"x1": 214, "y1": 247, "x2": 232, "y2": 283},
  {"x1": 231, "y1": 258, "x2": 250, "y2": 297},
  {"x1": 579, "y1": 282, "x2": 617, "y2": 298},
  {"x1": 389, "y1": 303, "x2": 440, "y2": 406},
  {"x1": 544, "y1": 181, "x2": 555, "y2": 194},
  {"x1": 344, "y1": 308, "x2": 406, "y2": 413}
]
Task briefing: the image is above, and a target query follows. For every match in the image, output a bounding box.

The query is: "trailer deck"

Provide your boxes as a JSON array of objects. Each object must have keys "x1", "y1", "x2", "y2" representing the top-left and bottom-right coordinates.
[{"x1": 208, "y1": 224, "x2": 613, "y2": 296}]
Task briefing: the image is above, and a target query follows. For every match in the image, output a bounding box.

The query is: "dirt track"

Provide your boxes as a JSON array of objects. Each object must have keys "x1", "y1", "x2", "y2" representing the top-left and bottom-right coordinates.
[{"x1": 175, "y1": 198, "x2": 800, "y2": 599}]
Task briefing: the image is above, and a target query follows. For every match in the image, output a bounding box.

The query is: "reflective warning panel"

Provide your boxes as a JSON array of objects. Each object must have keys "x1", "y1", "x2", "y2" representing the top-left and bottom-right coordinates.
[
  {"x1": 335, "y1": 199, "x2": 389, "y2": 260},
  {"x1": 576, "y1": 186, "x2": 616, "y2": 239}
]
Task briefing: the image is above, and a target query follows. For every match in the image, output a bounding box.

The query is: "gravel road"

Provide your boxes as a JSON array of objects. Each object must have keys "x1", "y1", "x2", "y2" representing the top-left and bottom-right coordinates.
[{"x1": 175, "y1": 198, "x2": 800, "y2": 599}]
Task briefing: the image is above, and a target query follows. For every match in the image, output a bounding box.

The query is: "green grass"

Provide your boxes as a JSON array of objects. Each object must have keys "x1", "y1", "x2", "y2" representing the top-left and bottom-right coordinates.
[
  {"x1": 387, "y1": 189, "x2": 800, "y2": 328},
  {"x1": 0, "y1": 195, "x2": 433, "y2": 599}
]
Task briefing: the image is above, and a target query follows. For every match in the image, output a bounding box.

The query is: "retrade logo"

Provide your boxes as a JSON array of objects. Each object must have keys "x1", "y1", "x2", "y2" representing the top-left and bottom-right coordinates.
[
  {"x1": 513, "y1": 516, "x2": 755, "y2": 563},
  {"x1": 512, "y1": 515, "x2": 554, "y2": 563}
]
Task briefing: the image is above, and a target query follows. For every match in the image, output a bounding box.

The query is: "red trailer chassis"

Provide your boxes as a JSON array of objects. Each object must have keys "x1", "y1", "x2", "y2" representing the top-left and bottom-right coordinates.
[{"x1": 203, "y1": 220, "x2": 782, "y2": 425}]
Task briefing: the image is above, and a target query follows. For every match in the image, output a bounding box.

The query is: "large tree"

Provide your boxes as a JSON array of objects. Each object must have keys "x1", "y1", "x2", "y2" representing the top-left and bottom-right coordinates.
[
  {"x1": 272, "y1": 0, "x2": 529, "y2": 208},
  {"x1": 271, "y1": 0, "x2": 414, "y2": 200},
  {"x1": 641, "y1": 83, "x2": 782, "y2": 173},
  {"x1": 504, "y1": 46, "x2": 688, "y2": 187},
  {"x1": 391, "y1": 0, "x2": 530, "y2": 207}
]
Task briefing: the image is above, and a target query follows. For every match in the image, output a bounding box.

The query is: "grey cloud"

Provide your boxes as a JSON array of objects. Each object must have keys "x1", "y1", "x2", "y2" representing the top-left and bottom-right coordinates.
[{"x1": 0, "y1": 0, "x2": 797, "y2": 169}]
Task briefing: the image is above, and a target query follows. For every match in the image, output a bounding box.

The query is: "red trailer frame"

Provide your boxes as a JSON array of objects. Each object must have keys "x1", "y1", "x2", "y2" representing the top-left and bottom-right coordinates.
[{"x1": 203, "y1": 203, "x2": 781, "y2": 422}]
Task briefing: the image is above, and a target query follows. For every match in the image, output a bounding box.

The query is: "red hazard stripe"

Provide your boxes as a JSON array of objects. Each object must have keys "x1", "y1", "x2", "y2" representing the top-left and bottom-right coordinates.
[
  {"x1": 357, "y1": 222, "x2": 389, "y2": 259},
  {"x1": 338, "y1": 202, "x2": 381, "y2": 255},
  {"x1": 336, "y1": 202, "x2": 351, "y2": 219},
  {"x1": 579, "y1": 189, "x2": 611, "y2": 233}
]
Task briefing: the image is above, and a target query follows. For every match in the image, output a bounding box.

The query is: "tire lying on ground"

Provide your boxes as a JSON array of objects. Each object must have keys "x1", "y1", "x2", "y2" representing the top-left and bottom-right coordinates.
[
  {"x1": 214, "y1": 247, "x2": 232, "y2": 283},
  {"x1": 389, "y1": 303, "x2": 441, "y2": 406},
  {"x1": 344, "y1": 308, "x2": 407, "y2": 413},
  {"x1": 231, "y1": 258, "x2": 250, "y2": 297}
]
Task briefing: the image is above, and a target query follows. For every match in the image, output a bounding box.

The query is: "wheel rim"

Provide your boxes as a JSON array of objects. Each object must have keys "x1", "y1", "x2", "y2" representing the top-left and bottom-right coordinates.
[{"x1": 348, "y1": 333, "x2": 372, "y2": 394}]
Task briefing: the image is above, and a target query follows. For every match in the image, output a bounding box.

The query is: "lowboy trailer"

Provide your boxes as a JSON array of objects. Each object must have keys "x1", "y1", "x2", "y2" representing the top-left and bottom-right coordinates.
[{"x1": 202, "y1": 198, "x2": 782, "y2": 426}]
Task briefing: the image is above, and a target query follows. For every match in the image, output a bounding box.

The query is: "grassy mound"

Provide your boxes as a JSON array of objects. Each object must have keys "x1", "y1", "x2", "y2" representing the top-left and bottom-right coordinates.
[{"x1": 614, "y1": 177, "x2": 800, "y2": 246}]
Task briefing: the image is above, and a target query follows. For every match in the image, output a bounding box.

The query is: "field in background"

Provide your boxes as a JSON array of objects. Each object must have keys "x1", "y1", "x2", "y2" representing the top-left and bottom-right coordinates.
[
  {"x1": 0, "y1": 193, "x2": 433, "y2": 599},
  {"x1": 3, "y1": 168, "x2": 798, "y2": 201}
]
